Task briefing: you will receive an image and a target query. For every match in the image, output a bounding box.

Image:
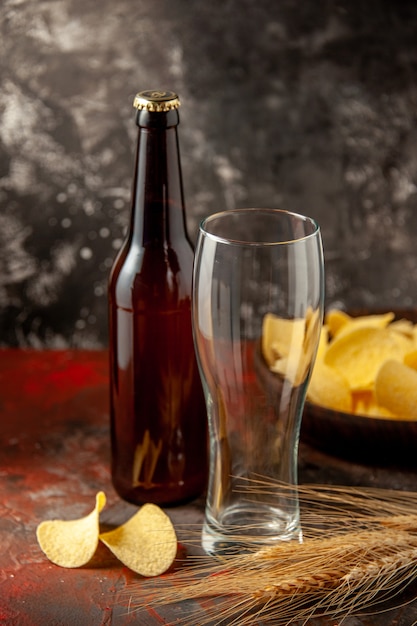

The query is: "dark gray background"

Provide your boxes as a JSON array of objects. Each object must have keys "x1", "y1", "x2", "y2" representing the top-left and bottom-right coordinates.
[{"x1": 1, "y1": 0, "x2": 417, "y2": 348}]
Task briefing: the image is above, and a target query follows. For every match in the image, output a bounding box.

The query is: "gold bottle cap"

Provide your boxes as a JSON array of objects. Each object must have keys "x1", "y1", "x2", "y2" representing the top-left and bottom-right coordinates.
[{"x1": 133, "y1": 90, "x2": 180, "y2": 112}]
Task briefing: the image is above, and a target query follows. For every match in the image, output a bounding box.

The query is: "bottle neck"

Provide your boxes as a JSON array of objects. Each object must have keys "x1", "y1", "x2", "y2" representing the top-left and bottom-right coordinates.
[{"x1": 129, "y1": 118, "x2": 189, "y2": 247}]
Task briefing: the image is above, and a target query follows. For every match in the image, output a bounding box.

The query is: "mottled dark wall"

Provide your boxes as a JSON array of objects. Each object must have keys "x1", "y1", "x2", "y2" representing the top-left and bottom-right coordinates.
[{"x1": 1, "y1": 0, "x2": 417, "y2": 347}]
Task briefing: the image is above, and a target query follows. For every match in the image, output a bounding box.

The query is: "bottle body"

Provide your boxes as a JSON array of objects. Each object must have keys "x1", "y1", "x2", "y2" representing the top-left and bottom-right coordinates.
[{"x1": 108, "y1": 91, "x2": 207, "y2": 506}]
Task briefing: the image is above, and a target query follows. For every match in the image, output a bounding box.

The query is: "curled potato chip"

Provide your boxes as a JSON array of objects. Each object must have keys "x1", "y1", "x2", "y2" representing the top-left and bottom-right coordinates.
[
  {"x1": 262, "y1": 309, "x2": 321, "y2": 386},
  {"x1": 375, "y1": 360, "x2": 417, "y2": 420},
  {"x1": 307, "y1": 361, "x2": 352, "y2": 412},
  {"x1": 36, "y1": 491, "x2": 106, "y2": 568},
  {"x1": 390, "y1": 318, "x2": 415, "y2": 337},
  {"x1": 99, "y1": 503, "x2": 177, "y2": 577},
  {"x1": 331, "y1": 312, "x2": 395, "y2": 340},
  {"x1": 325, "y1": 309, "x2": 352, "y2": 336},
  {"x1": 324, "y1": 327, "x2": 404, "y2": 391},
  {"x1": 261, "y1": 313, "x2": 306, "y2": 368}
]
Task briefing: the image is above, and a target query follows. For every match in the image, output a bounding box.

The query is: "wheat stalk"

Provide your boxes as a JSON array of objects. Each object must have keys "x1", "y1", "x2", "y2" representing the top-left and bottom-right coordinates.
[{"x1": 126, "y1": 482, "x2": 417, "y2": 625}]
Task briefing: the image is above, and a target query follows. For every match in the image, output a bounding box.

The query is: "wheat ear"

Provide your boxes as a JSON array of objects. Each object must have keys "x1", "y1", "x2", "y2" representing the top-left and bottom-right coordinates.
[{"x1": 126, "y1": 483, "x2": 417, "y2": 625}]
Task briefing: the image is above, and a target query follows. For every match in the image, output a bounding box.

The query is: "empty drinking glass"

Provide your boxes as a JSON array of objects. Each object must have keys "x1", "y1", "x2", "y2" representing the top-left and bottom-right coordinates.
[{"x1": 192, "y1": 208, "x2": 324, "y2": 556}]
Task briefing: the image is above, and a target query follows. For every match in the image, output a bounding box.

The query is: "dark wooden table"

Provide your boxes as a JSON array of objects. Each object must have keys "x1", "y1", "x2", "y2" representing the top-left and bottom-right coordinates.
[{"x1": 1, "y1": 348, "x2": 417, "y2": 625}]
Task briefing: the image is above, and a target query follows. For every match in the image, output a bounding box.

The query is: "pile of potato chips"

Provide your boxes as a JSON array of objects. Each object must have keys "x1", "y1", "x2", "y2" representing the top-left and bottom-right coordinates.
[
  {"x1": 307, "y1": 309, "x2": 417, "y2": 420},
  {"x1": 36, "y1": 493, "x2": 178, "y2": 576}
]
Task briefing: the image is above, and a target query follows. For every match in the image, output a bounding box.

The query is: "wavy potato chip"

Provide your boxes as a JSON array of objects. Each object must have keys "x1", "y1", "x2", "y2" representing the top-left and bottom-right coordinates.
[
  {"x1": 100, "y1": 503, "x2": 177, "y2": 577},
  {"x1": 36, "y1": 491, "x2": 106, "y2": 568},
  {"x1": 324, "y1": 326, "x2": 405, "y2": 391}
]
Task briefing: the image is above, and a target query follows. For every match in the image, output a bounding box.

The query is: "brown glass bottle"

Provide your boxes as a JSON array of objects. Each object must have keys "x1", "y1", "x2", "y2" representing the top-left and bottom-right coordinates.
[{"x1": 108, "y1": 90, "x2": 207, "y2": 506}]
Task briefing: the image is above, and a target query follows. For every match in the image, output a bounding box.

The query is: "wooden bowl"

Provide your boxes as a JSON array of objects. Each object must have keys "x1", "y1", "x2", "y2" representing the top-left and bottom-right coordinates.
[{"x1": 301, "y1": 308, "x2": 417, "y2": 468}]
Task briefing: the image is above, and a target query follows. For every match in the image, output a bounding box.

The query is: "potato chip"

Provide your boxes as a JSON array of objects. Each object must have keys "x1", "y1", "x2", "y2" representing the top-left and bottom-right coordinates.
[
  {"x1": 261, "y1": 313, "x2": 306, "y2": 368},
  {"x1": 307, "y1": 361, "x2": 352, "y2": 412},
  {"x1": 352, "y1": 390, "x2": 396, "y2": 419},
  {"x1": 404, "y1": 349, "x2": 417, "y2": 371},
  {"x1": 324, "y1": 327, "x2": 404, "y2": 391},
  {"x1": 325, "y1": 309, "x2": 351, "y2": 336},
  {"x1": 303, "y1": 306, "x2": 323, "y2": 359},
  {"x1": 388, "y1": 328, "x2": 415, "y2": 355},
  {"x1": 332, "y1": 311, "x2": 395, "y2": 340},
  {"x1": 99, "y1": 503, "x2": 177, "y2": 577},
  {"x1": 262, "y1": 309, "x2": 322, "y2": 386},
  {"x1": 375, "y1": 359, "x2": 417, "y2": 420},
  {"x1": 315, "y1": 325, "x2": 329, "y2": 362},
  {"x1": 360, "y1": 404, "x2": 396, "y2": 419},
  {"x1": 36, "y1": 491, "x2": 106, "y2": 568},
  {"x1": 390, "y1": 318, "x2": 415, "y2": 337}
]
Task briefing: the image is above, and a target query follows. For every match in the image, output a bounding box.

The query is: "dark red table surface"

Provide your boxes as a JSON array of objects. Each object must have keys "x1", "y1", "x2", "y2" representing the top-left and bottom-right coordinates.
[{"x1": 1, "y1": 348, "x2": 417, "y2": 626}]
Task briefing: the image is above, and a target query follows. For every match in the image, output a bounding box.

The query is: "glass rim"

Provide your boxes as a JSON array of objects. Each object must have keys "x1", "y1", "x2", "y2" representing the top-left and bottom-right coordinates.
[{"x1": 199, "y1": 208, "x2": 321, "y2": 246}]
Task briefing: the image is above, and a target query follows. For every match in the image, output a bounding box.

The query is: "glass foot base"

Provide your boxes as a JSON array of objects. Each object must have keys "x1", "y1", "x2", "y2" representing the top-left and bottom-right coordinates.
[{"x1": 202, "y1": 504, "x2": 302, "y2": 556}]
